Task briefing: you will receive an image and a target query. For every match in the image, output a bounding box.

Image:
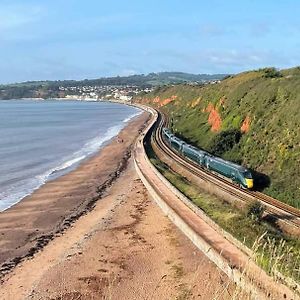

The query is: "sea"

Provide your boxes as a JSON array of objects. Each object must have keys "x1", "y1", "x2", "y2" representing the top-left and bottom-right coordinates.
[{"x1": 0, "y1": 100, "x2": 141, "y2": 211}]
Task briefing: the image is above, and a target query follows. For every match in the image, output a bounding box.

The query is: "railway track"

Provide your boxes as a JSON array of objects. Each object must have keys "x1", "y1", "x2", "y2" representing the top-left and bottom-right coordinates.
[{"x1": 151, "y1": 109, "x2": 300, "y2": 231}]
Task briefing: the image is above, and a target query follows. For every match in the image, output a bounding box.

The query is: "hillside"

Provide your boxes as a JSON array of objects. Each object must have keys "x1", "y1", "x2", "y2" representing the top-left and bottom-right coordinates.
[
  {"x1": 0, "y1": 72, "x2": 226, "y2": 100},
  {"x1": 136, "y1": 67, "x2": 300, "y2": 208}
]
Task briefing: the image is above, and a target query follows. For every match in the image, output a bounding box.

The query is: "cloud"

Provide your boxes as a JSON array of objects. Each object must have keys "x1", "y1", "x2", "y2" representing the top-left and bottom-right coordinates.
[
  {"x1": 119, "y1": 69, "x2": 138, "y2": 76},
  {"x1": 250, "y1": 22, "x2": 271, "y2": 37},
  {"x1": 199, "y1": 24, "x2": 228, "y2": 37},
  {"x1": 205, "y1": 49, "x2": 266, "y2": 66},
  {"x1": 142, "y1": 47, "x2": 297, "y2": 74},
  {"x1": 195, "y1": 48, "x2": 298, "y2": 73},
  {"x1": 0, "y1": 3, "x2": 43, "y2": 39}
]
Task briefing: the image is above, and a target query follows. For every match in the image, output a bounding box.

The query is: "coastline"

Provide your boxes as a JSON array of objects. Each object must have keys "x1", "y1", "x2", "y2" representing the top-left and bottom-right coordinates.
[
  {"x1": 0, "y1": 108, "x2": 234, "y2": 300},
  {"x1": 1, "y1": 97, "x2": 130, "y2": 103},
  {"x1": 0, "y1": 112, "x2": 150, "y2": 276},
  {"x1": 0, "y1": 100, "x2": 141, "y2": 212}
]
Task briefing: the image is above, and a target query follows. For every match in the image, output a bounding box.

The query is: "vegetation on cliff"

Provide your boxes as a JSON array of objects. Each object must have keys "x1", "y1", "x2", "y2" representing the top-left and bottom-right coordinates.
[{"x1": 136, "y1": 67, "x2": 300, "y2": 208}]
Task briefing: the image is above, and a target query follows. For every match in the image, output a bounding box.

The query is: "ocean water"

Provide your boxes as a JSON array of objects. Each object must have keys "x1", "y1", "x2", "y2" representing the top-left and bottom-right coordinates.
[{"x1": 0, "y1": 100, "x2": 141, "y2": 211}]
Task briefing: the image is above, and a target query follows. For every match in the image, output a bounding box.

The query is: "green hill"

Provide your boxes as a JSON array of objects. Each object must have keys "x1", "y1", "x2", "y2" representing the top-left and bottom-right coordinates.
[
  {"x1": 136, "y1": 67, "x2": 300, "y2": 208},
  {"x1": 144, "y1": 72, "x2": 226, "y2": 85},
  {"x1": 0, "y1": 72, "x2": 226, "y2": 100}
]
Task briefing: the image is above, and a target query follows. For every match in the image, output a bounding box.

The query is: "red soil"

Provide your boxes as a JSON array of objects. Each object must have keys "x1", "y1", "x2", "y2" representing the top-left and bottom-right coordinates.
[
  {"x1": 152, "y1": 95, "x2": 177, "y2": 107},
  {"x1": 153, "y1": 96, "x2": 160, "y2": 103},
  {"x1": 206, "y1": 103, "x2": 222, "y2": 132},
  {"x1": 241, "y1": 115, "x2": 251, "y2": 133},
  {"x1": 159, "y1": 95, "x2": 177, "y2": 107}
]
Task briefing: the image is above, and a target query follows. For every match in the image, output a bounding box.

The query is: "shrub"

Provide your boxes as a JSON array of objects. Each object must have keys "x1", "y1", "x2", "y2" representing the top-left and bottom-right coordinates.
[
  {"x1": 208, "y1": 129, "x2": 242, "y2": 156},
  {"x1": 247, "y1": 201, "x2": 265, "y2": 222},
  {"x1": 262, "y1": 67, "x2": 282, "y2": 78}
]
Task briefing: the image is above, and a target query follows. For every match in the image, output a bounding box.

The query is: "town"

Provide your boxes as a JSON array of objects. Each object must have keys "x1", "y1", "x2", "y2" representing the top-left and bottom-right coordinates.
[
  {"x1": 58, "y1": 85, "x2": 154, "y2": 101},
  {"x1": 57, "y1": 79, "x2": 222, "y2": 102}
]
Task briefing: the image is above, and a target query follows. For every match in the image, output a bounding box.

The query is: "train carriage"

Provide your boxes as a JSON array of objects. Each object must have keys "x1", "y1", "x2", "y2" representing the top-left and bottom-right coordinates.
[
  {"x1": 162, "y1": 127, "x2": 253, "y2": 189},
  {"x1": 170, "y1": 136, "x2": 185, "y2": 152},
  {"x1": 182, "y1": 144, "x2": 208, "y2": 166},
  {"x1": 162, "y1": 128, "x2": 173, "y2": 141}
]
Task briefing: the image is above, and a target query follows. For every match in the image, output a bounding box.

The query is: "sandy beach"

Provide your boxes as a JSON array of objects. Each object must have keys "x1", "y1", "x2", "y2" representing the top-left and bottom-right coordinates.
[
  {"x1": 0, "y1": 112, "x2": 234, "y2": 299},
  {"x1": 0, "y1": 113, "x2": 150, "y2": 273}
]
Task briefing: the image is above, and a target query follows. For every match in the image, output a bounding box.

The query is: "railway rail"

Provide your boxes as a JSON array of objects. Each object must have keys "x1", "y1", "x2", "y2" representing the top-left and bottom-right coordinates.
[{"x1": 151, "y1": 109, "x2": 300, "y2": 231}]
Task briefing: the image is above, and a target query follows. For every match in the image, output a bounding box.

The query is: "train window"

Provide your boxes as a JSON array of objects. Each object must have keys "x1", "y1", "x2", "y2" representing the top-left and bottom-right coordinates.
[{"x1": 243, "y1": 171, "x2": 252, "y2": 178}]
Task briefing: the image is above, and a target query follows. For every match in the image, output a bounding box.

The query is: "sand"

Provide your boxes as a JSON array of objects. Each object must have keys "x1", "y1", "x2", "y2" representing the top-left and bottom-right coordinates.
[
  {"x1": 0, "y1": 113, "x2": 150, "y2": 274},
  {"x1": 0, "y1": 111, "x2": 234, "y2": 299}
]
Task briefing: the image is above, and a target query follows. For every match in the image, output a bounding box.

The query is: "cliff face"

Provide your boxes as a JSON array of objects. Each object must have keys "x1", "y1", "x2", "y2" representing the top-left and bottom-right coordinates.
[{"x1": 136, "y1": 67, "x2": 300, "y2": 208}]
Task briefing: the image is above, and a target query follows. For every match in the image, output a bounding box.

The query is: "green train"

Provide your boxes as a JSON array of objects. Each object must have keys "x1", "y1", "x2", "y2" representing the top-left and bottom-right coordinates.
[{"x1": 162, "y1": 128, "x2": 253, "y2": 189}]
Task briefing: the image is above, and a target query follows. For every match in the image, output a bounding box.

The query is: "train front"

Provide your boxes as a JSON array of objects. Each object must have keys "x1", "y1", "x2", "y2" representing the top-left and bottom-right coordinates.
[{"x1": 243, "y1": 170, "x2": 253, "y2": 189}]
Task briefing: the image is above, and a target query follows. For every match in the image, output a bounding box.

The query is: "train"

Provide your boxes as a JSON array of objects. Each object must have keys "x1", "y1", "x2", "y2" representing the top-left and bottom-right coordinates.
[{"x1": 162, "y1": 127, "x2": 254, "y2": 189}]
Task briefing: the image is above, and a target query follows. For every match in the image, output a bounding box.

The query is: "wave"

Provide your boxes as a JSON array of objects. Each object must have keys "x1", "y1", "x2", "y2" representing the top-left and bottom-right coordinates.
[
  {"x1": 122, "y1": 111, "x2": 141, "y2": 123},
  {"x1": 49, "y1": 156, "x2": 86, "y2": 175},
  {"x1": 0, "y1": 111, "x2": 141, "y2": 212}
]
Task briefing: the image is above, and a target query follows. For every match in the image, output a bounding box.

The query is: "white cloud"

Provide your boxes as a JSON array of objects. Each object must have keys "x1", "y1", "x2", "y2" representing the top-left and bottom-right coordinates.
[
  {"x1": 250, "y1": 22, "x2": 271, "y2": 37},
  {"x1": 203, "y1": 49, "x2": 271, "y2": 66},
  {"x1": 199, "y1": 24, "x2": 228, "y2": 37},
  {"x1": 0, "y1": 4, "x2": 43, "y2": 35},
  {"x1": 119, "y1": 69, "x2": 138, "y2": 76}
]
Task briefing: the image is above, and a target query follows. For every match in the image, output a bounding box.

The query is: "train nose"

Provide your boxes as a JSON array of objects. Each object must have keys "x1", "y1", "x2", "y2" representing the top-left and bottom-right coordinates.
[{"x1": 246, "y1": 179, "x2": 253, "y2": 189}]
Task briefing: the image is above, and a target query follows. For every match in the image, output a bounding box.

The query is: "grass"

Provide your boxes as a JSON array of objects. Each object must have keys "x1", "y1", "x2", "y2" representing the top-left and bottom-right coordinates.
[{"x1": 148, "y1": 151, "x2": 300, "y2": 286}]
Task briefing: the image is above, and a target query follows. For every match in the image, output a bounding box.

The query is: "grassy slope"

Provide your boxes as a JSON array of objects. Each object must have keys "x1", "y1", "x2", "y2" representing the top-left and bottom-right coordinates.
[
  {"x1": 136, "y1": 67, "x2": 300, "y2": 208},
  {"x1": 150, "y1": 156, "x2": 300, "y2": 283}
]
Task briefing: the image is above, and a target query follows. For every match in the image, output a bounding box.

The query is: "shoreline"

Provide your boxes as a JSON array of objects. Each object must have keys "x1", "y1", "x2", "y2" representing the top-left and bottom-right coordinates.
[
  {"x1": 0, "y1": 122, "x2": 235, "y2": 300},
  {"x1": 0, "y1": 101, "x2": 142, "y2": 212},
  {"x1": 0, "y1": 97, "x2": 130, "y2": 103},
  {"x1": 0, "y1": 112, "x2": 150, "y2": 278}
]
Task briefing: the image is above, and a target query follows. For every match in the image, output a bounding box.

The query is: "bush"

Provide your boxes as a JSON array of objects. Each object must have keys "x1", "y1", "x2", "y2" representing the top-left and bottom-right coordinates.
[
  {"x1": 208, "y1": 129, "x2": 242, "y2": 156},
  {"x1": 247, "y1": 201, "x2": 265, "y2": 222},
  {"x1": 262, "y1": 67, "x2": 282, "y2": 78}
]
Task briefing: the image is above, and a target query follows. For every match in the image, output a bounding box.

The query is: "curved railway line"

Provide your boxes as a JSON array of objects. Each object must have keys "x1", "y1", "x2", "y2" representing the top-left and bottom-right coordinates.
[{"x1": 151, "y1": 109, "x2": 300, "y2": 231}]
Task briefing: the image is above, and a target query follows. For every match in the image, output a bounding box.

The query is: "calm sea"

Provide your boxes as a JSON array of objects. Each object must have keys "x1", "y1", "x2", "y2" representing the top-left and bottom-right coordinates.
[{"x1": 0, "y1": 100, "x2": 141, "y2": 211}]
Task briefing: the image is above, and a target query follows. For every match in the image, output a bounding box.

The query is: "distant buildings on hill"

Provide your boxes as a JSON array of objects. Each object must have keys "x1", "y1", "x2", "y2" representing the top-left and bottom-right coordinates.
[
  {"x1": 58, "y1": 80, "x2": 221, "y2": 102},
  {"x1": 59, "y1": 85, "x2": 154, "y2": 101}
]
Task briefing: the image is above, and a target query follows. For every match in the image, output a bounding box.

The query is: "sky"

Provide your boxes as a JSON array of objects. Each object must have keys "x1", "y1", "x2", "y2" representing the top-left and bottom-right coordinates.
[{"x1": 0, "y1": 0, "x2": 300, "y2": 83}]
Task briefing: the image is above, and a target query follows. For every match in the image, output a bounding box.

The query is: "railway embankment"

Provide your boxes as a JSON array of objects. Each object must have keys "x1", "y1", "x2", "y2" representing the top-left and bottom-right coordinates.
[
  {"x1": 134, "y1": 106, "x2": 299, "y2": 299},
  {"x1": 135, "y1": 67, "x2": 300, "y2": 210},
  {"x1": 151, "y1": 131, "x2": 300, "y2": 237}
]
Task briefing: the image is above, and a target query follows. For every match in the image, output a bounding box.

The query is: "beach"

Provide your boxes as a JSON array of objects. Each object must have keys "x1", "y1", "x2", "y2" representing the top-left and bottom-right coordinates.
[{"x1": 0, "y1": 112, "x2": 234, "y2": 299}]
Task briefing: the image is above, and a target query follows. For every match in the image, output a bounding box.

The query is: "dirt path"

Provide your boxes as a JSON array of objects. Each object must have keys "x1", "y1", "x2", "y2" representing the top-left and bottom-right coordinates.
[{"x1": 0, "y1": 158, "x2": 234, "y2": 300}]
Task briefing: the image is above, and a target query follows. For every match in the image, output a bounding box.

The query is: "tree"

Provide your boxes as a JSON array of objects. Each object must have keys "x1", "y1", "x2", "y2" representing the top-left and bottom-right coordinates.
[{"x1": 208, "y1": 129, "x2": 242, "y2": 156}]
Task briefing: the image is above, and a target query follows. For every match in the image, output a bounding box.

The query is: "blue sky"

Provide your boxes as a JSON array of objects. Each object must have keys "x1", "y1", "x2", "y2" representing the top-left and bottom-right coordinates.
[{"x1": 1, "y1": 0, "x2": 300, "y2": 83}]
